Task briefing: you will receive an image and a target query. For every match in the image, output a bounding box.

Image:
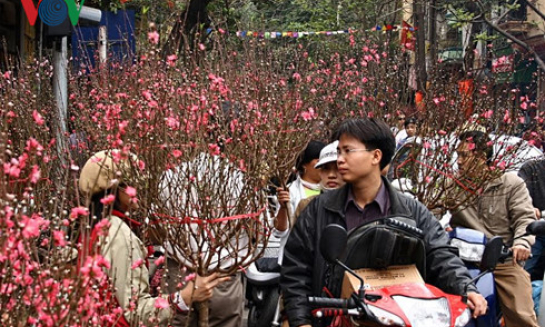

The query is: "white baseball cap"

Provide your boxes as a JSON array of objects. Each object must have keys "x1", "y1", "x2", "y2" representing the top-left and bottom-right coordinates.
[{"x1": 314, "y1": 141, "x2": 339, "y2": 168}]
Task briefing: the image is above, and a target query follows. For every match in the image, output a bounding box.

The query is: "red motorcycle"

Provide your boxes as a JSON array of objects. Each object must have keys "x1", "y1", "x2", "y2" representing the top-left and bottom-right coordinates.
[{"x1": 307, "y1": 220, "x2": 502, "y2": 327}]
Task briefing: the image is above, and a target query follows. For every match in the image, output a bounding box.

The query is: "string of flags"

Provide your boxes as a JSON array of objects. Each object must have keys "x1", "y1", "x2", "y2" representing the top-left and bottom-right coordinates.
[{"x1": 205, "y1": 23, "x2": 416, "y2": 39}]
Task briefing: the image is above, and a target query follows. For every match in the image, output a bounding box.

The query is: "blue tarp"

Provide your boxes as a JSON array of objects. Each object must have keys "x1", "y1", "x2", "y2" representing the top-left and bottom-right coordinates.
[{"x1": 71, "y1": 10, "x2": 135, "y2": 70}]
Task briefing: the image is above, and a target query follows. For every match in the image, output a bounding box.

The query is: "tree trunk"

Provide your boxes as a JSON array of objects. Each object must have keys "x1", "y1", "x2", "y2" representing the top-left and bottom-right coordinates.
[{"x1": 162, "y1": 0, "x2": 213, "y2": 57}]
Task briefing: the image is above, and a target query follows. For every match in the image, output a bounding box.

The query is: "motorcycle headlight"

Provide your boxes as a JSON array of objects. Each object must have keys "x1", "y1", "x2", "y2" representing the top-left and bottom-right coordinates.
[
  {"x1": 393, "y1": 296, "x2": 450, "y2": 327},
  {"x1": 367, "y1": 305, "x2": 406, "y2": 326},
  {"x1": 450, "y1": 238, "x2": 485, "y2": 262},
  {"x1": 455, "y1": 308, "x2": 471, "y2": 327}
]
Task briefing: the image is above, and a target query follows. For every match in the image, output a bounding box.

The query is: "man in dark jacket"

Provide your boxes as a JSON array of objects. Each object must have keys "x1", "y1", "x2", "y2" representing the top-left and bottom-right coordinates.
[
  {"x1": 519, "y1": 157, "x2": 545, "y2": 282},
  {"x1": 280, "y1": 118, "x2": 487, "y2": 327}
]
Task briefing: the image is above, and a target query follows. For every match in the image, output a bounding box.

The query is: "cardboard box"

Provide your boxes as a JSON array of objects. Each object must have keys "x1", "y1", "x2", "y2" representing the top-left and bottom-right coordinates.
[{"x1": 341, "y1": 265, "x2": 424, "y2": 298}]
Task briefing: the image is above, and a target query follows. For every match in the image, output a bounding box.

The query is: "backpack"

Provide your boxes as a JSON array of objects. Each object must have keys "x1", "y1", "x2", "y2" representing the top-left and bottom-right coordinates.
[{"x1": 325, "y1": 217, "x2": 427, "y2": 298}]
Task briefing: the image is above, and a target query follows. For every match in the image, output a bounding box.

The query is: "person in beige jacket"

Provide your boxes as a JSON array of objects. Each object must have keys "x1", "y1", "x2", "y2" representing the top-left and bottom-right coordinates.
[
  {"x1": 448, "y1": 131, "x2": 538, "y2": 327},
  {"x1": 79, "y1": 150, "x2": 228, "y2": 327}
]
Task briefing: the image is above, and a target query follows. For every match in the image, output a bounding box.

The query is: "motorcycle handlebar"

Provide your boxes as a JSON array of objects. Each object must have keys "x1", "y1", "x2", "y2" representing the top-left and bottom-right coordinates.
[
  {"x1": 312, "y1": 308, "x2": 350, "y2": 318},
  {"x1": 308, "y1": 297, "x2": 351, "y2": 308}
]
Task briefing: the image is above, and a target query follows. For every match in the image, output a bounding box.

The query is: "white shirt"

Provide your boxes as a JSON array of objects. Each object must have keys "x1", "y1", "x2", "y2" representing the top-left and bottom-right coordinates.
[{"x1": 395, "y1": 129, "x2": 408, "y2": 148}]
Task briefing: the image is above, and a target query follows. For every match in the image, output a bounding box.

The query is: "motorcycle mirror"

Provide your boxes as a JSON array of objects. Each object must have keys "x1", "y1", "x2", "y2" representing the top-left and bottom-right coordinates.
[
  {"x1": 480, "y1": 236, "x2": 503, "y2": 271},
  {"x1": 320, "y1": 224, "x2": 347, "y2": 263},
  {"x1": 526, "y1": 220, "x2": 545, "y2": 236}
]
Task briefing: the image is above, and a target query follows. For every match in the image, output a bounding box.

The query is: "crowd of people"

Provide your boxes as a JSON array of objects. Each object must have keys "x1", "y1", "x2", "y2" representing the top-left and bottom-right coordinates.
[{"x1": 76, "y1": 114, "x2": 545, "y2": 327}]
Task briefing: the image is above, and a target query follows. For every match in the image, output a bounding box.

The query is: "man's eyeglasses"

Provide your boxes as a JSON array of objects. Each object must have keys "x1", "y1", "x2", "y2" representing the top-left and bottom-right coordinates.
[{"x1": 336, "y1": 148, "x2": 374, "y2": 157}]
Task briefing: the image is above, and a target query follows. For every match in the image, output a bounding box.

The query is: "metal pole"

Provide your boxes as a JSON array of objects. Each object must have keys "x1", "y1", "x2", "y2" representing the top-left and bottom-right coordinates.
[
  {"x1": 99, "y1": 25, "x2": 107, "y2": 65},
  {"x1": 53, "y1": 36, "x2": 68, "y2": 163}
]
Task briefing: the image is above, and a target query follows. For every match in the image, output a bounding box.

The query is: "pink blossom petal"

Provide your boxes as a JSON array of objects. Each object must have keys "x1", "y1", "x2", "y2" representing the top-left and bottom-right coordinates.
[
  {"x1": 100, "y1": 194, "x2": 116, "y2": 205},
  {"x1": 131, "y1": 258, "x2": 144, "y2": 269},
  {"x1": 154, "y1": 297, "x2": 169, "y2": 309},
  {"x1": 70, "y1": 206, "x2": 89, "y2": 220},
  {"x1": 124, "y1": 186, "x2": 137, "y2": 198},
  {"x1": 32, "y1": 110, "x2": 45, "y2": 126},
  {"x1": 184, "y1": 273, "x2": 196, "y2": 282},
  {"x1": 155, "y1": 256, "x2": 165, "y2": 266}
]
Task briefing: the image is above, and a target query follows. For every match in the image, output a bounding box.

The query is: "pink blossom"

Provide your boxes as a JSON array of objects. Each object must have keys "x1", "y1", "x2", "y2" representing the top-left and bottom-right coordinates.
[
  {"x1": 25, "y1": 138, "x2": 44, "y2": 152},
  {"x1": 520, "y1": 102, "x2": 528, "y2": 110},
  {"x1": 100, "y1": 194, "x2": 116, "y2": 205},
  {"x1": 124, "y1": 186, "x2": 137, "y2": 197},
  {"x1": 155, "y1": 255, "x2": 165, "y2": 266},
  {"x1": 53, "y1": 230, "x2": 67, "y2": 247},
  {"x1": 503, "y1": 110, "x2": 511, "y2": 123},
  {"x1": 4, "y1": 163, "x2": 21, "y2": 178},
  {"x1": 148, "y1": 31, "x2": 159, "y2": 44},
  {"x1": 30, "y1": 165, "x2": 40, "y2": 184},
  {"x1": 172, "y1": 149, "x2": 183, "y2": 158},
  {"x1": 482, "y1": 110, "x2": 493, "y2": 119},
  {"x1": 70, "y1": 206, "x2": 89, "y2": 220},
  {"x1": 131, "y1": 258, "x2": 144, "y2": 269},
  {"x1": 142, "y1": 90, "x2": 153, "y2": 101},
  {"x1": 32, "y1": 110, "x2": 45, "y2": 125},
  {"x1": 22, "y1": 215, "x2": 46, "y2": 239},
  {"x1": 154, "y1": 297, "x2": 169, "y2": 309},
  {"x1": 238, "y1": 159, "x2": 247, "y2": 172},
  {"x1": 184, "y1": 273, "x2": 196, "y2": 282},
  {"x1": 208, "y1": 144, "x2": 221, "y2": 156},
  {"x1": 94, "y1": 219, "x2": 111, "y2": 235},
  {"x1": 199, "y1": 43, "x2": 206, "y2": 51},
  {"x1": 300, "y1": 111, "x2": 312, "y2": 120}
]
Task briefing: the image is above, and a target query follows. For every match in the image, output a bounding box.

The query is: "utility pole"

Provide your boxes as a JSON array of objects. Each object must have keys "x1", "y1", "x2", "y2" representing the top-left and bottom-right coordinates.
[
  {"x1": 52, "y1": 36, "x2": 68, "y2": 165},
  {"x1": 427, "y1": 0, "x2": 437, "y2": 72},
  {"x1": 414, "y1": 0, "x2": 427, "y2": 91}
]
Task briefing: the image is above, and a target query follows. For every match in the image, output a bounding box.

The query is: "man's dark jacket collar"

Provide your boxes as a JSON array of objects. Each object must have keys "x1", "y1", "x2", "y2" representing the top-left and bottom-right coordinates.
[{"x1": 323, "y1": 176, "x2": 411, "y2": 217}]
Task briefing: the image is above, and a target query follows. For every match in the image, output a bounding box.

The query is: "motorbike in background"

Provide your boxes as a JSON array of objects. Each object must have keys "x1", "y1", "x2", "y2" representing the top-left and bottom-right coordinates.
[
  {"x1": 449, "y1": 220, "x2": 545, "y2": 327},
  {"x1": 448, "y1": 227, "x2": 501, "y2": 326},
  {"x1": 244, "y1": 234, "x2": 282, "y2": 327}
]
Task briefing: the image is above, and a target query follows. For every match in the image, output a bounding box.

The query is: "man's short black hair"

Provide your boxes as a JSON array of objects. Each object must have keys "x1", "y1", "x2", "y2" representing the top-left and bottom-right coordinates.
[
  {"x1": 458, "y1": 130, "x2": 493, "y2": 163},
  {"x1": 331, "y1": 118, "x2": 395, "y2": 170},
  {"x1": 404, "y1": 117, "x2": 418, "y2": 128}
]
